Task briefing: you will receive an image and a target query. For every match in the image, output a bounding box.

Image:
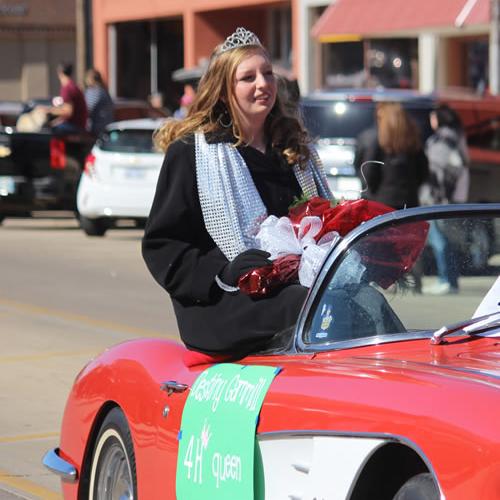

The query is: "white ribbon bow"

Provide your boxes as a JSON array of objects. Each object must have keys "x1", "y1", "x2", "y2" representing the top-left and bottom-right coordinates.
[{"x1": 255, "y1": 215, "x2": 340, "y2": 287}]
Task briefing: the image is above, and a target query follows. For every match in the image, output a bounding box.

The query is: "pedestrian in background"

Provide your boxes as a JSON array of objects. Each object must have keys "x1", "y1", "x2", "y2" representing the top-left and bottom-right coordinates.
[
  {"x1": 38, "y1": 62, "x2": 88, "y2": 134},
  {"x1": 421, "y1": 104, "x2": 470, "y2": 295},
  {"x1": 84, "y1": 68, "x2": 114, "y2": 137},
  {"x1": 142, "y1": 27, "x2": 331, "y2": 357},
  {"x1": 173, "y1": 84, "x2": 196, "y2": 119},
  {"x1": 355, "y1": 102, "x2": 429, "y2": 210},
  {"x1": 354, "y1": 102, "x2": 428, "y2": 294},
  {"x1": 148, "y1": 92, "x2": 172, "y2": 118}
]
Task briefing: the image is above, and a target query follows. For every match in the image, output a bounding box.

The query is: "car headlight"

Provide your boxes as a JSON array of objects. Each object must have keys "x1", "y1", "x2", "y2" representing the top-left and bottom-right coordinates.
[{"x1": 327, "y1": 176, "x2": 362, "y2": 200}]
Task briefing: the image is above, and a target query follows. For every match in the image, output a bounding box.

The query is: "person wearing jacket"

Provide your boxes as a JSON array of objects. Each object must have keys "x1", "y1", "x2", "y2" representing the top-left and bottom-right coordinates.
[
  {"x1": 141, "y1": 28, "x2": 332, "y2": 356},
  {"x1": 421, "y1": 104, "x2": 470, "y2": 295},
  {"x1": 84, "y1": 68, "x2": 114, "y2": 137},
  {"x1": 355, "y1": 102, "x2": 429, "y2": 210}
]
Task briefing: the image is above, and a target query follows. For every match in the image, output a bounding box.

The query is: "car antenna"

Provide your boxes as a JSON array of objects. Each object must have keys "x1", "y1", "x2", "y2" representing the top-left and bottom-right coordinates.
[{"x1": 359, "y1": 160, "x2": 384, "y2": 194}]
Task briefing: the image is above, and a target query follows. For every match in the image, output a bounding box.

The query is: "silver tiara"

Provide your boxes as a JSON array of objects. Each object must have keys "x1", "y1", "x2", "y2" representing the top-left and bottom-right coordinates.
[{"x1": 218, "y1": 27, "x2": 262, "y2": 54}]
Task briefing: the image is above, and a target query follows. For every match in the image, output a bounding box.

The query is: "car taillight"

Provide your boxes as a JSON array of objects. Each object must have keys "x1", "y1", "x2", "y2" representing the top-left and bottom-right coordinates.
[
  {"x1": 83, "y1": 153, "x2": 96, "y2": 178},
  {"x1": 50, "y1": 138, "x2": 66, "y2": 169}
]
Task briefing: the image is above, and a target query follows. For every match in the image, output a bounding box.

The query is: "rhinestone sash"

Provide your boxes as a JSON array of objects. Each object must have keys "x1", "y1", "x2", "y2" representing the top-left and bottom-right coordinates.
[{"x1": 195, "y1": 132, "x2": 332, "y2": 261}]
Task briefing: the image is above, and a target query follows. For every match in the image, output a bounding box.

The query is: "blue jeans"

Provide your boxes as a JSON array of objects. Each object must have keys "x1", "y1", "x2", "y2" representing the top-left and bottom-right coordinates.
[{"x1": 427, "y1": 221, "x2": 459, "y2": 289}]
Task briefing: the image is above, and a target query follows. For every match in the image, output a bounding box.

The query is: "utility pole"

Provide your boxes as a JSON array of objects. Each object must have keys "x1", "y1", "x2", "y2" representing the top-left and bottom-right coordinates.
[{"x1": 490, "y1": 0, "x2": 500, "y2": 94}]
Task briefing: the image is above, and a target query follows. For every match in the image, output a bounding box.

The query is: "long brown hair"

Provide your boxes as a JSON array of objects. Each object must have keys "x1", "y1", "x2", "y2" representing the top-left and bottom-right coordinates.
[
  {"x1": 154, "y1": 44, "x2": 310, "y2": 166},
  {"x1": 376, "y1": 102, "x2": 421, "y2": 155}
]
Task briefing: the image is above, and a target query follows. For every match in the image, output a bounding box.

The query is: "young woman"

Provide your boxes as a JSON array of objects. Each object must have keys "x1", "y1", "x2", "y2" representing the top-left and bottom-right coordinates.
[
  {"x1": 142, "y1": 28, "x2": 331, "y2": 356},
  {"x1": 358, "y1": 102, "x2": 429, "y2": 210}
]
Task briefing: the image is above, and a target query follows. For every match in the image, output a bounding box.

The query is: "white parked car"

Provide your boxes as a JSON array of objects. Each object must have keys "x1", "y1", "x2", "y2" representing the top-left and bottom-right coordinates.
[{"x1": 76, "y1": 118, "x2": 166, "y2": 236}]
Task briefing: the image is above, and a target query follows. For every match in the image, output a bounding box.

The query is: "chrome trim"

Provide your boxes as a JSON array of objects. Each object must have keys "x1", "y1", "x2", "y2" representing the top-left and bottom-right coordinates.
[
  {"x1": 42, "y1": 448, "x2": 77, "y2": 482},
  {"x1": 160, "y1": 381, "x2": 189, "y2": 396},
  {"x1": 301, "y1": 331, "x2": 433, "y2": 353},
  {"x1": 294, "y1": 203, "x2": 500, "y2": 354},
  {"x1": 257, "y1": 429, "x2": 444, "y2": 499}
]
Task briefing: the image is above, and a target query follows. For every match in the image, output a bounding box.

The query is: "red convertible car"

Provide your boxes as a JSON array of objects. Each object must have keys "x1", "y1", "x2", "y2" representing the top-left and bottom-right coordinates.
[{"x1": 44, "y1": 204, "x2": 500, "y2": 500}]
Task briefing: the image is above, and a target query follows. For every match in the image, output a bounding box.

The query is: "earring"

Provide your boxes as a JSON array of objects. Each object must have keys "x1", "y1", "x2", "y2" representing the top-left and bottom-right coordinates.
[{"x1": 218, "y1": 111, "x2": 233, "y2": 128}]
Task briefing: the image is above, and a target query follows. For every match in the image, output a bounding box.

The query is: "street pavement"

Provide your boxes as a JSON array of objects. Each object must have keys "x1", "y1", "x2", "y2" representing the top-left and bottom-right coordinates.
[{"x1": 0, "y1": 213, "x2": 178, "y2": 499}]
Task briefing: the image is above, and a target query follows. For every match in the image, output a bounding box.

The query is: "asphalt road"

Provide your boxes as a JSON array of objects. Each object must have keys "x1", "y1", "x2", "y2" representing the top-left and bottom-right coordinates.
[{"x1": 0, "y1": 213, "x2": 178, "y2": 499}]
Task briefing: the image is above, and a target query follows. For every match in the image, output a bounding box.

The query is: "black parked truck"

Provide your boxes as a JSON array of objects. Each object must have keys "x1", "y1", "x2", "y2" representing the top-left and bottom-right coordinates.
[{"x1": 0, "y1": 128, "x2": 95, "y2": 223}]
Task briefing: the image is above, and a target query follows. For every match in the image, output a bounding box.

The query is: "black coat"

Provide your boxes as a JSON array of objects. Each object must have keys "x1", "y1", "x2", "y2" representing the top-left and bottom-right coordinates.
[
  {"x1": 355, "y1": 127, "x2": 429, "y2": 209},
  {"x1": 142, "y1": 134, "x2": 308, "y2": 355}
]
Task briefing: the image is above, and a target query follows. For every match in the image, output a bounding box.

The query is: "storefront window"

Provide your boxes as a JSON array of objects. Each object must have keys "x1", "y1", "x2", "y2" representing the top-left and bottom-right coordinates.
[
  {"x1": 367, "y1": 38, "x2": 417, "y2": 89},
  {"x1": 115, "y1": 20, "x2": 183, "y2": 111},
  {"x1": 116, "y1": 22, "x2": 151, "y2": 99},
  {"x1": 467, "y1": 39, "x2": 488, "y2": 93},
  {"x1": 322, "y1": 38, "x2": 418, "y2": 90},
  {"x1": 323, "y1": 42, "x2": 364, "y2": 88},
  {"x1": 157, "y1": 20, "x2": 184, "y2": 112},
  {"x1": 269, "y1": 6, "x2": 292, "y2": 69}
]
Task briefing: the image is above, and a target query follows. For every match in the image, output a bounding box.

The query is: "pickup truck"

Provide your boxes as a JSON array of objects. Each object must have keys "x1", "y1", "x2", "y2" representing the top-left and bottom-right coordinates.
[
  {"x1": 0, "y1": 98, "x2": 168, "y2": 224},
  {"x1": 0, "y1": 127, "x2": 95, "y2": 223}
]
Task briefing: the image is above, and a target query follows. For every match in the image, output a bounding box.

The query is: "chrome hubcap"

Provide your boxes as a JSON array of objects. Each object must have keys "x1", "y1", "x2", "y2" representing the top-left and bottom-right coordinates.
[{"x1": 96, "y1": 441, "x2": 133, "y2": 500}]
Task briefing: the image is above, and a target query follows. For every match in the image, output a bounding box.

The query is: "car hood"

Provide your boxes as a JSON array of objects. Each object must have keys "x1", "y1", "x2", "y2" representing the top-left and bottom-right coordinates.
[{"x1": 311, "y1": 336, "x2": 500, "y2": 387}]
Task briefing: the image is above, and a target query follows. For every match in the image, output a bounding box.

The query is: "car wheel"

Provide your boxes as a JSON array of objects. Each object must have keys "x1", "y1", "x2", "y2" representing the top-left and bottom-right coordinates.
[
  {"x1": 0, "y1": 215, "x2": 4, "y2": 225},
  {"x1": 393, "y1": 472, "x2": 439, "y2": 500},
  {"x1": 79, "y1": 215, "x2": 109, "y2": 237},
  {"x1": 89, "y1": 407, "x2": 137, "y2": 500}
]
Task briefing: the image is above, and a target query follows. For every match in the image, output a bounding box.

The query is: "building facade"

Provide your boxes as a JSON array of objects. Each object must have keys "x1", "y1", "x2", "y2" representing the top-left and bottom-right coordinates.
[
  {"x1": 308, "y1": 0, "x2": 491, "y2": 94},
  {"x1": 92, "y1": 0, "x2": 294, "y2": 112},
  {"x1": 91, "y1": 0, "x2": 494, "y2": 110},
  {"x1": 0, "y1": 0, "x2": 76, "y2": 101},
  {"x1": 0, "y1": 0, "x2": 494, "y2": 105}
]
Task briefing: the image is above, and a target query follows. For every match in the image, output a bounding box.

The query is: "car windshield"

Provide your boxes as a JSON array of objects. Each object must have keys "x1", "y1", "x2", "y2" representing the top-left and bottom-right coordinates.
[
  {"x1": 303, "y1": 211, "x2": 500, "y2": 347},
  {"x1": 98, "y1": 129, "x2": 158, "y2": 153}
]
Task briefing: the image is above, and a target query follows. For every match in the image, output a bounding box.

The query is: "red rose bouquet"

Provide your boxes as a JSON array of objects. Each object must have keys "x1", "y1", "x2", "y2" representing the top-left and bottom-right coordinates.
[{"x1": 238, "y1": 197, "x2": 396, "y2": 296}]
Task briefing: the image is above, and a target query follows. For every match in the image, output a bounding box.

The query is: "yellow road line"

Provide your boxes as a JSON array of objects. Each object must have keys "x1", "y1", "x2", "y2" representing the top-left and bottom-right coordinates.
[
  {"x1": 0, "y1": 297, "x2": 178, "y2": 340},
  {"x1": 0, "y1": 432, "x2": 59, "y2": 444},
  {"x1": 0, "y1": 468, "x2": 62, "y2": 499},
  {"x1": 0, "y1": 350, "x2": 98, "y2": 364}
]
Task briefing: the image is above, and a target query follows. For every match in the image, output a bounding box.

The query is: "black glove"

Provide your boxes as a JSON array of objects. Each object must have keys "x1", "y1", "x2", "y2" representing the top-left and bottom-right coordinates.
[{"x1": 219, "y1": 249, "x2": 272, "y2": 286}]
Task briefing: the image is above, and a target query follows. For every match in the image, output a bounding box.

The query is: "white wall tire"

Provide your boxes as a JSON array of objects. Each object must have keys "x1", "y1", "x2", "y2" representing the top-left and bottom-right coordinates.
[{"x1": 89, "y1": 407, "x2": 137, "y2": 500}]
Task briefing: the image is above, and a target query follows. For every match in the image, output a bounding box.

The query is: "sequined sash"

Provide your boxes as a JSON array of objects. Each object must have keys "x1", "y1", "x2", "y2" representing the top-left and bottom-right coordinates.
[{"x1": 195, "y1": 132, "x2": 332, "y2": 261}]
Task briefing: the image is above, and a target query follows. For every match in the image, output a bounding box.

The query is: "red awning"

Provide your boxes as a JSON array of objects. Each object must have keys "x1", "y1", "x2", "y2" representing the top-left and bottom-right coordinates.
[{"x1": 312, "y1": 0, "x2": 490, "y2": 42}]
